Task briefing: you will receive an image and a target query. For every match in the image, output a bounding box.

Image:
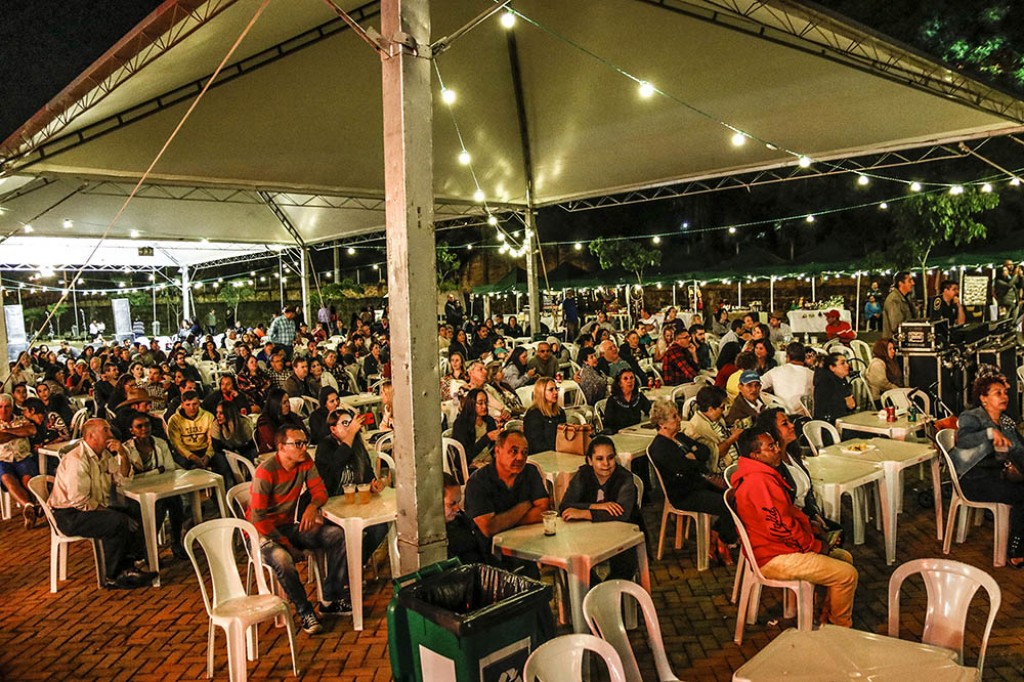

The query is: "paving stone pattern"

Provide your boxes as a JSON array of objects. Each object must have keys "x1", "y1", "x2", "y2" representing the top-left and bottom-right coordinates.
[{"x1": 1, "y1": 474, "x2": 1022, "y2": 680}]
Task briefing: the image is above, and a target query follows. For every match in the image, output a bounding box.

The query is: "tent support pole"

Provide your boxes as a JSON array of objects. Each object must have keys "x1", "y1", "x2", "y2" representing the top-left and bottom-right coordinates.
[
  {"x1": 150, "y1": 281, "x2": 157, "y2": 336},
  {"x1": 0, "y1": 274, "x2": 10, "y2": 386},
  {"x1": 769, "y1": 276, "x2": 775, "y2": 313},
  {"x1": 333, "y1": 246, "x2": 341, "y2": 282},
  {"x1": 300, "y1": 248, "x2": 310, "y2": 326},
  {"x1": 811, "y1": 276, "x2": 816, "y2": 302},
  {"x1": 72, "y1": 279, "x2": 80, "y2": 338},
  {"x1": 671, "y1": 283, "x2": 676, "y2": 308},
  {"x1": 381, "y1": 0, "x2": 446, "y2": 573},
  {"x1": 737, "y1": 281, "x2": 742, "y2": 307},
  {"x1": 181, "y1": 266, "x2": 191, "y2": 325},
  {"x1": 692, "y1": 280, "x2": 698, "y2": 312},
  {"x1": 855, "y1": 273, "x2": 862, "y2": 331},
  {"x1": 525, "y1": 211, "x2": 541, "y2": 335}
]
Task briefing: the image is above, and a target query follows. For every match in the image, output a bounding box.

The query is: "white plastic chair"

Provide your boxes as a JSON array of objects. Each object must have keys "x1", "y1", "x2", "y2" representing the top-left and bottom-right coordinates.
[
  {"x1": 723, "y1": 464, "x2": 744, "y2": 604},
  {"x1": 225, "y1": 482, "x2": 251, "y2": 519},
  {"x1": 888, "y1": 557, "x2": 1000, "y2": 674},
  {"x1": 849, "y1": 376, "x2": 874, "y2": 411},
  {"x1": 225, "y1": 451, "x2": 257, "y2": 485},
  {"x1": 523, "y1": 633, "x2": 627, "y2": 682},
  {"x1": 503, "y1": 419, "x2": 524, "y2": 432},
  {"x1": 648, "y1": 447, "x2": 710, "y2": 571},
  {"x1": 184, "y1": 518, "x2": 299, "y2": 682},
  {"x1": 68, "y1": 407, "x2": 90, "y2": 439},
  {"x1": 27, "y1": 475, "x2": 107, "y2": 593},
  {"x1": 441, "y1": 437, "x2": 470, "y2": 484},
  {"x1": 803, "y1": 419, "x2": 840, "y2": 455},
  {"x1": 680, "y1": 397, "x2": 698, "y2": 420},
  {"x1": 516, "y1": 385, "x2": 535, "y2": 409},
  {"x1": 374, "y1": 452, "x2": 396, "y2": 486},
  {"x1": 724, "y1": 489, "x2": 814, "y2": 644},
  {"x1": 594, "y1": 399, "x2": 608, "y2": 432},
  {"x1": 760, "y1": 392, "x2": 788, "y2": 412},
  {"x1": 936, "y1": 429, "x2": 1011, "y2": 567},
  {"x1": 583, "y1": 580, "x2": 679, "y2": 682},
  {"x1": 850, "y1": 339, "x2": 872, "y2": 368}
]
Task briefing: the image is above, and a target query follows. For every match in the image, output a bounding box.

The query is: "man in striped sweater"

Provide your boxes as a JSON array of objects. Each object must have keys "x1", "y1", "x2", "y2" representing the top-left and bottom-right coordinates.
[{"x1": 249, "y1": 424, "x2": 348, "y2": 635}]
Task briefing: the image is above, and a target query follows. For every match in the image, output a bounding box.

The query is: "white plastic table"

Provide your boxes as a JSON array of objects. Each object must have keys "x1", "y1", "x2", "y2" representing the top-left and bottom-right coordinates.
[
  {"x1": 491, "y1": 520, "x2": 650, "y2": 634},
  {"x1": 608, "y1": 432, "x2": 655, "y2": 466},
  {"x1": 640, "y1": 386, "x2": 676, "y2": 402},
  {"x1": 733, "y1": 624, "x2": 975, "y2": 681},
  {"x1": 556, "y1": 379, "x2": 581, "y2": 408},
  {"x1": 836, "y1": 410, "x2": 932, "y2": 441},
  {"x1": 820, "y1": 437, "x2": 943, "y2": 562},
  {"x1": 802, "y1": 455, "x2": 889, "y2": 551},
  {"x1": 321, "y1": 487, "x2": 399, "y2": 631},
  {"x1": 786, "y1": 309, "x2": 851, "y2": 335},
  {"x1": 37, "y1": 439, "x2": 76, "y2": 476},
  {"x1": 617, "y1": 422, "x2": 659, "y2": 438},
  {"x1": 122, "y1": 469, "x2": 228, "y2": 586},
  {"x1": 339, "y1": 392, "x2": 383, "y2": 422}
]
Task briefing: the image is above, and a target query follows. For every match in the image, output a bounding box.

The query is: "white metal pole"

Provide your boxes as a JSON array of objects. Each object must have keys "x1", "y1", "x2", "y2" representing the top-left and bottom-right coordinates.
[
  {"x1": 737, "y1": 281, "x2": 743, "y2": 307},
  {"x1": 692, "y1": 280, "x2": 698, "y2": 312},
  {"x1": 769, "y1": 276, "x2": 775, "y2": 312},
  {"x1": 811, "y1": 276, "x2": 816, "y2": 302},
  {"x1": 855, "y1": 273, "x2": 862, "y2": 331}
]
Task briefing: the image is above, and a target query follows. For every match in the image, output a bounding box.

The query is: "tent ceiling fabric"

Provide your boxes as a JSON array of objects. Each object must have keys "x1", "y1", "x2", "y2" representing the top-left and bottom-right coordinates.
[
  {"x1": 2, "y1": 0, "x2": 1022, "y2": 257},
  {"x1": 0, "y1": 235, "x2": 272, "y2": 268}
]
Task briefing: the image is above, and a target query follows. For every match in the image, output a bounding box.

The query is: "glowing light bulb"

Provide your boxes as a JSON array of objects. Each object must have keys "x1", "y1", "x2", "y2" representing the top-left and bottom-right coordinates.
[
  {"x1": 981, "y1": 183, "x2": 992, "y2": 193},
  {"x1": 497, "y1": 232, "x2": 506, "y2": 242},
  {"x1": 372, "y1": 264, "x2": 379, "y2": 270},
  {"x1": 574, "y1": 242, "x2": 582, "y2": 251},
  {"x1": 347, "y1": 247, "x2": 356, "y2": 255},
  {"x1": 879, "y1": 202, "x2": 888, "y2": 210},
  {"x1": 728, "y1": 227, "x2": 737, "y2": 235},
  {"x1": 910, "y1": 182, "x2": 922, "y2": 192},
  {"x1": 1011, "y1": 177, "x2": 1021, "y2": 187},
  {"x1": 487, "y1": 215, "x2": 498, "y2": 226},
  {"x1": 62, "y1": 218, "x2": 73, "y2": 229},
  {"x1": 458, "y1": 150, "x2": 471, "y2": 166},
  {"x1": 441, "y1": 88, "x2": 456, "y2": 105},
  {"x1": 23, "y1": 224, "x2": 33, "y2": 233},
  {"x1": 731, "y1": 132, "x2": 747, "y2": 147},
  {"x1": 949, "y1": 185, "x2": 964, "y2": 195},
  {"x1": 466, "y1": 244, "x2": 473, "y2": 250},
  {"x1": 500, "y1": 10, "x2": 516, "y2": 28},
  {"x1": 473, "y1": 189, "x2": 485, "y2": 202},
  {"x1": 798, "y1": 156, "x2": 811, "y2": 168},
  {"x1": 638, "y1": 81, "x2": 655, "y2": 98},
  {"x1": 805, "y1": 215, "x2": 815, "y2": 223},
  {"x1": 129, "y1": 229, "x2": 140, "y2": 238},
  {"x1": 652, "y1": 236, "x2": 661, "y2": 244},
  {"x1": 857, "y1": 175, "x2": 869, "y2": 186},
  {"x1": 499, "y1": 244, "x2": 509, "y2": 254}
]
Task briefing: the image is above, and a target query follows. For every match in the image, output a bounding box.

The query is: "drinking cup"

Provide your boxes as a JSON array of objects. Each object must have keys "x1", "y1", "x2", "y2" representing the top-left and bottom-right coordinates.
[{"x1": 542, "y1": 510, "x2": 558, "y2": 536}]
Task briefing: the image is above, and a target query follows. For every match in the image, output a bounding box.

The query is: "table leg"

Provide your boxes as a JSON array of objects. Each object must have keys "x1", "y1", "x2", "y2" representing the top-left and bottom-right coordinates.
[
  {"x1": 930, "y1": 456, "x2": 943, "y2": 541},
  {"x1": 636, "y1": 542, "x2": 651, "y2": 593},
  {"x1": 189, "y1": 491, "x2": 203, "y2": 525},
  {"x1": 566, "y1": 559, "x2": 591, "y2": 634},
  {"x1": 344, "y1": 521, "x2": 366, "y2": 631},
  {"x1": 212, "y1": 481, "x2": 228, "y2": 518},
  {"x1": 139, "y1": 495, "x2": 162, "y2": 586},
  {"x1": 878, "y1": 476, "x2": 894, "y2": 565},
  {"x1": 387, "y1": 522, "x2": 400, "y2": 580}
]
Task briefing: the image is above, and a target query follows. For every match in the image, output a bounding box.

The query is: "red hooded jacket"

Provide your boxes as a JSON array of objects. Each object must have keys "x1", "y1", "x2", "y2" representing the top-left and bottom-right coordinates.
[{"x1": 732, "y1": 456, "x2": 822, "y2": 567}]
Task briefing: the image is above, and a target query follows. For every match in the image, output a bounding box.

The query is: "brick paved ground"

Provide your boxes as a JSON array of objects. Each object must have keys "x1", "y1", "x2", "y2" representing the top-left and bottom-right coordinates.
[{"x1": 1, "y1": 471, "x2": 1022, "y2": 681}]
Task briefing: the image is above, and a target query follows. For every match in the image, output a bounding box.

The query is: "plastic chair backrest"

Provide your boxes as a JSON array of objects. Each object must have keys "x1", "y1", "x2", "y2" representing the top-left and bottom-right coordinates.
[
  {"x1": 881, "y1": 388, "x2": 913, "y2": 411},
  {"x1": 69, "y1": 408, "x2": 90, "y2": 439},
  {"x1": 849, "y1": 376, "x2": 873, "y2": 411},
  {"x1": 583, "y1": 580, "x2": 676, "y2": 682},
  {"x1": 375, "y1": 452, "x2": 396, "y2": 485},
  {"x1": 803, "y1": 419, "x2": 840, "y2": 455},
  {"x1": 375, "y1": 431, "x2": 395, "y2": 455},
  {"x1": 760, "y1": 392, "x2": 787, "y2": 412},
  {"x1": 680, "y1": 397, "x2": 698, "y2": 420},
  {"x1": 503, "y1": 419, "x2": 524, "y2": 432},
  {"x1": 184, "y1": 518, "x2": 271, "y2": 617},
  {"x1": 632, "y1": 474, "x2": 644, "y2": 510},
  {"x1": 595, "y1": 399, "x2": 608, "y2": 430},
  {"x1": 723, "y1": 463, "x2": 738, "y2": 489},
  {"x1": 27, "y1": 475, "x2": 62, "y2": 535},
  {"x1": 441, "y1": 437, "x2": 470, "y2": 483},
  {"x1": 523, "y1": 633, "x2": 627, "y2": 682},
  {"x1": 888, "y1": 557, "x2": 1001, "y2": 672},
  {"x1": 224, "y1": 451, "x2": 256, "y2": 483},
  {"x1": 850, "y1": 339, "x2": 873, "y2": 367},
  {"x1": 935, "y1": 429, "x2": 967, "y2": 500},
  {"x1": 723, "y1": 489, "x2": 770, "y2": 583},
  {"x1": 566, "y1": 410, "x2": 587, "y2": 425},
  {"x1": 516, "y1": 385, "x2": 535, "y2": 409},
  {"x1": 225, "y1": 482, "x2": 251, "y2": 519}
]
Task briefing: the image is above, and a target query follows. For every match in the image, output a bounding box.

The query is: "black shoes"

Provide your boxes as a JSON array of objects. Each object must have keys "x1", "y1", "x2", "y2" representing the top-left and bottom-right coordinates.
[
  {"x1": 319, "y1": 598, "x2": 353, "y2": 615},
  {"x1": 104, "y1": 568, "x2": 158, "y2": 589}
]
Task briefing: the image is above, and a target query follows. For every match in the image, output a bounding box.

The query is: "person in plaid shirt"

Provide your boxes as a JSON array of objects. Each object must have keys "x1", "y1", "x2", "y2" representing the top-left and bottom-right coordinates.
[
  {"x1": 661, "y1": 328, "x2": 700, "y2": 385},
  {"x1": 249, "y1": 424, "x2": 349, "y2": 635}
]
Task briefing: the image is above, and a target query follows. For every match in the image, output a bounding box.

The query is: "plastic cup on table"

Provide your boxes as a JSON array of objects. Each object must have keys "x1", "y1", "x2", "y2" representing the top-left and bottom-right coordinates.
[
  {"x1": 357, "y1": 483, "x2": 371, "y2": 504},
  {"x1": 343, "y1": 484, "x2": 356, "y2": 503},
  {"x1": 542, "y1": 510, "x2": 558, "y2": 536}
]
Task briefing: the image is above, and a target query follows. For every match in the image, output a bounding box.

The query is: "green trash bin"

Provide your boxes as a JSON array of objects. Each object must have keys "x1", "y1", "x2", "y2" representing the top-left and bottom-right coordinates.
[{"x1": 388, "y1": 559, "x2": 554, "y2": 682}]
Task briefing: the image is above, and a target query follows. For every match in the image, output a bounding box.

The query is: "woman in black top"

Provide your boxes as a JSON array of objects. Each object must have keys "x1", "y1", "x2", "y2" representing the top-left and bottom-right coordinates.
[
  {"x1": 755, "y1": 408, "x2": 830, "y2": 527},
  {"x1": 813, "y1": 352, "x2": 854, "y2": 426},
  {"x1": 523, "y1": 378, "x2": 566, "y2": 453},
  {"x1": 201, "y1": 341, "x2": 221, "y2": 363},
  {"x1": 603, "y1": 368, "x2": 651, "y2": 433},
  {"x1": 452, "y1": 388, "x2": 499, "y2": 468},
  {"x1": 308, "y1": 386, "x2": 340, "y2": 445},
  {"x1": 254, "y1": 388, "x2": 306, "y2": 453},
  {"x1": 647, "y1": 399, "x2": 736, "y2": 564},
  {"x1": 751, "y1": 339, "x2": 777, "y2": 376},
  {"x1": 560, "y1": 436, "x2": 643, "y2": 580},
  {"x1": 448, "y1": 329, "x2": 470, "y2": 362}
]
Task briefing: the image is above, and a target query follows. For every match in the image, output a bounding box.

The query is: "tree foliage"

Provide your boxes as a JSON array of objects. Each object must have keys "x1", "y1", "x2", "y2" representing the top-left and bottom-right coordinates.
[
  {"x1": 436, "y1": 244, "x2": 461, "y2": 290},
  {"x1": 220, "y1": 284, "x2": 255, "y2": 321},
  {"x1": 892, "y1": 188, "x2": 999, "y2": 297},
  {"x1": 588, "y1": 238, "x2": 662, "y2": 284}
]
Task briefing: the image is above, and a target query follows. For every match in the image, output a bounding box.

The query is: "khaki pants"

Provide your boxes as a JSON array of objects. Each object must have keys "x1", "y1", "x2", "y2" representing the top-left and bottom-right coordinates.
[{"x1": 760, "y1": 549, "x2": 857, "y2": 627}]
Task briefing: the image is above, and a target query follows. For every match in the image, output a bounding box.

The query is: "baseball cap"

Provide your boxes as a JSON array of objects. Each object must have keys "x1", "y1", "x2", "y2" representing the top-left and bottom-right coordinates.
[{"x1": 739, "y1": 370, "x2": 762, "y2": 385}]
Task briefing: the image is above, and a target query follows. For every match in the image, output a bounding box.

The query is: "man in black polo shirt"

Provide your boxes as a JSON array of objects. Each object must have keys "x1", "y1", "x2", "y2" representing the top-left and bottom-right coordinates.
[
  {"x1": 464, "y1": 429, "x2": 549, "y2": 577},
  {"x1": 929, "y1": 279, "x2": 966, "y2": 327}
]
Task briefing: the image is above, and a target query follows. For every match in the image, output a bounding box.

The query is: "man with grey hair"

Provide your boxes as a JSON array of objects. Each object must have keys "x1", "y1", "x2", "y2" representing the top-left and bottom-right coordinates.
[
  {"x1": 526, "y1": 342, "x2": 558, "y2": 379},
  {"x1": 0, "y1": 393, "x2": 38, "y2": 528},
  {"x1": 597, "y1": 339, "x2": 632, "y2": 379},
  {"x1": 49, "y1": 418, "x2": 157, "y2": 589}
]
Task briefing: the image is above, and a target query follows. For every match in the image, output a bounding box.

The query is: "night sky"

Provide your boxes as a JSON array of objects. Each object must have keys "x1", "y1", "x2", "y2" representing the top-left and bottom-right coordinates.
[{"x1": 0, "y1": 0, "x2": 163, "y2": 142}]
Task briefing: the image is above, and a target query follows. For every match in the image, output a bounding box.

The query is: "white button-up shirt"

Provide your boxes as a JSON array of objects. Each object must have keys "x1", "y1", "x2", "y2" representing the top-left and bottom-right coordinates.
[{"x1": 48, "y1": 440, "x2": 128, "y2": 512}]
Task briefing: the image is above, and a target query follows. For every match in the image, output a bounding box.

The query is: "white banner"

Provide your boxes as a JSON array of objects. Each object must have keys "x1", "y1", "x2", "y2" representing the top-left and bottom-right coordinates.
[{"x1": 112, "y1": 298, "x2": 133, "y2": 341}]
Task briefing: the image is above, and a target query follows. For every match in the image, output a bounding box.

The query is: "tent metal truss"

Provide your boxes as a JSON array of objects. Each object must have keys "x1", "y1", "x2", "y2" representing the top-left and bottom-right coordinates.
[
  {"x1": 0, "y1": 263, "x2": 161, "y2": 273},
  {"x1": 2, "y1": 2, "x2": 382, "y2": 171},
  {"x1": 640, "y1": 0, "x2": 1024, "y2": 123},
  {"x1": 1, "y1": 0, "x2": 241, "y2": 167},
  {"x1": 555, "y1": 139, "x2": 982, "y2": 212}
]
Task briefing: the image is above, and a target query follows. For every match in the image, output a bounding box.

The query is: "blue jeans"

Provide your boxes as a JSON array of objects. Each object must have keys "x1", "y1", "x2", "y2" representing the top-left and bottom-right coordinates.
[{"x1": 261, "y1": 523, "x2": 347, "y2": 616}]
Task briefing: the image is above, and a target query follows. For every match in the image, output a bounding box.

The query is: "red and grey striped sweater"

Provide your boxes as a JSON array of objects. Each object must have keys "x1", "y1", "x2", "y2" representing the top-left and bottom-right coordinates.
[{"x1": 248, "y1": 454, "x2": 327, "y2": 549}]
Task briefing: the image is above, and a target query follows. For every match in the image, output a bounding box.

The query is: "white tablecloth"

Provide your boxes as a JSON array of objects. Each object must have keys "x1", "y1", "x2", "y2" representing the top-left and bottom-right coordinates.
[{"x1": 787, "y1": 309, "x2": 851, "y2": 334}]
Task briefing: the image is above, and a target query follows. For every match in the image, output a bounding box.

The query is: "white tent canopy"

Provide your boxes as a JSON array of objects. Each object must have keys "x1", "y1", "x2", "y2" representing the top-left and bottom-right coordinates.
[{"x1": 2, "y1": 0, "x2": 1022, "y2": 253}]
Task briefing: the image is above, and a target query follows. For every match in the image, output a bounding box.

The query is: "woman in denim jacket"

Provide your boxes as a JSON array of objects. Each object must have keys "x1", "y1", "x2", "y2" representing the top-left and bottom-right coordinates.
[{"x1": 950, "y1": 375, "x2": 1024, "y2": 566}]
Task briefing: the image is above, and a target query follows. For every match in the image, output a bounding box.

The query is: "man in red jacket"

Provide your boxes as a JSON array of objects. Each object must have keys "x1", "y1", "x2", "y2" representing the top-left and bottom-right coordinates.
[{"x1": 732, "y1": 427, "x2": 858, "y2": 627}]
